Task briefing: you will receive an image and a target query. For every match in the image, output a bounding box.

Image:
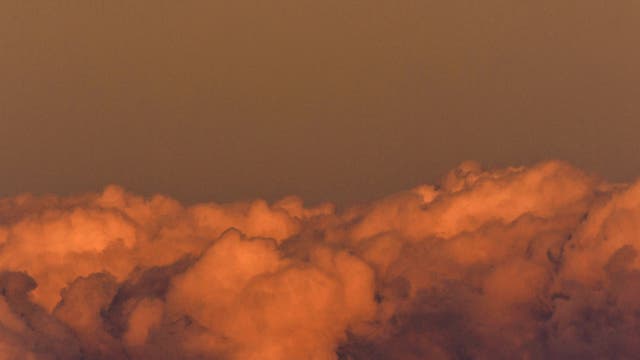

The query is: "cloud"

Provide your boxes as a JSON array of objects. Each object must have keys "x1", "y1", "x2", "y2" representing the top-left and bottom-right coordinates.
[{"x1": 0, "y1": 161, "x2": 639, "y2": 359}]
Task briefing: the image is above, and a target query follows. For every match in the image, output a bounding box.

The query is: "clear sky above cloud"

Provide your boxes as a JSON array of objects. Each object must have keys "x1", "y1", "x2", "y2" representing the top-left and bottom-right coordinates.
[{"x1": 1, "y1": 1, "x2": 639, "y2": 203}]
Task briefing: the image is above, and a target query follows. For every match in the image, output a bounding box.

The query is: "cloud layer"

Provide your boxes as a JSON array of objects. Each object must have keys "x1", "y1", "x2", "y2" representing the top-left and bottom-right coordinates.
[{"x1": 1, "y1": 161, "x2": 639, "y2": 359}]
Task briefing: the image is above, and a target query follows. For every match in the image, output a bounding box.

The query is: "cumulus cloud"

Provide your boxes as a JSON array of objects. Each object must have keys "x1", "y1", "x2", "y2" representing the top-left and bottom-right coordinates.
[{"x1": 0, "y1": 160, "x2": 639, "y2": 359}]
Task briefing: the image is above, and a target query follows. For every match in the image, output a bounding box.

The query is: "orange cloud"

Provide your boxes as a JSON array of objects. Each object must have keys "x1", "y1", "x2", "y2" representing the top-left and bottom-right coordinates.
[{"x1": 1, "y1": 161, "x2": 639, "y2": 359}]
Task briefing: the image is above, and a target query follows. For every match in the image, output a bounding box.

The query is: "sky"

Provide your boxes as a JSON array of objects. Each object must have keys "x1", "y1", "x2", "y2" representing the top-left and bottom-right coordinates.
[{"x1": 1, "y1": 0, "x2": 639, "y2": 204}]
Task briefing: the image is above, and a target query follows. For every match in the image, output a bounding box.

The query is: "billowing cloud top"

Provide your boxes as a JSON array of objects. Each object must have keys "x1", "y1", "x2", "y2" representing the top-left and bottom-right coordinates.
[{"x1": 0, "y1": 161, "x2": 639, "y2": 359}]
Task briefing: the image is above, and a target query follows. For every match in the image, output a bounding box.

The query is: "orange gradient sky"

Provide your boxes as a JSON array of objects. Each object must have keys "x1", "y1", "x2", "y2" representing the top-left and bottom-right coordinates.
[{"x1": 1, "y1": 1, "x2": 639, "y2": 204}]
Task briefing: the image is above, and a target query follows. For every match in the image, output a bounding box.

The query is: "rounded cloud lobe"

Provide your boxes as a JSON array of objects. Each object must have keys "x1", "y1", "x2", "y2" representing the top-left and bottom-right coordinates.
[{"x1": 0, "y1": 161, "x2": 639, "y2": 359}]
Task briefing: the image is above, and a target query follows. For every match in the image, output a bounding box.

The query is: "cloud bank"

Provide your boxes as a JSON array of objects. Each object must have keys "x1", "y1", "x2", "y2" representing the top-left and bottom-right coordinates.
[{"x1": 1, "y1": 161, "x2": 639, "y2": 359}]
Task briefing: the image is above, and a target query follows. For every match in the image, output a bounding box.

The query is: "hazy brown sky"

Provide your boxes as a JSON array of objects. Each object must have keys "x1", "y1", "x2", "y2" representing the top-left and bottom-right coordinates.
[{"x1": 1, "y1": 0, "x2": 638, "y2": 203}]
